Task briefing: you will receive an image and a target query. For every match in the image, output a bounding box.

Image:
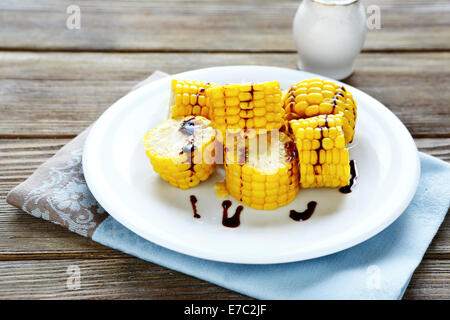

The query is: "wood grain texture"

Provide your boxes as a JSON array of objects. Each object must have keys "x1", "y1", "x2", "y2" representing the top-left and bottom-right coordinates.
[
  {"x1": 401, "y1": 259, "x2": 450, "y2": 300},
  {"x1": 0, "y1": 258, "x2": 249, "y2": 299},
  {"x1": 0, "y1": 51, "x2": 449, "y2": 137},
  {"x1": 0, "y1": 258, "x2": 448, "y2": 299},
  {"x1": 0, "y1": 0, "x2": 448, "y2": 52}
]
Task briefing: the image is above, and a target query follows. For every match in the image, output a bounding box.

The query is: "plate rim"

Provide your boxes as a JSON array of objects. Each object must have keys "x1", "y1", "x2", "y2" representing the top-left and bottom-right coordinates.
[{"x1": 83, "y1": 65, "x2": 420, "y2": 264}]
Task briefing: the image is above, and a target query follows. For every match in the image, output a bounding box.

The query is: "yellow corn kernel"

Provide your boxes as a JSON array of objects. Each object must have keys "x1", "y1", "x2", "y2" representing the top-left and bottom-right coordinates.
[
  {"x1": 283, "y1": 79, "x2": 357, "y2": 144},
  {"x1": 305, "y1": 104, "x2": 320, "y2": 117},
  {"x1": 289, "y1": 114, "x2": 350, "y2": 188},
  {"x1": 170, "y1": 80, "x2": 215, "y2": 120}
]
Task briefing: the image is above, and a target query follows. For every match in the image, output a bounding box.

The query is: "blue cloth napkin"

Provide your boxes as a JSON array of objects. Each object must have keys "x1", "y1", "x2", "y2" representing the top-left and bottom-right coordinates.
[{"x1": 91, "y1": 152, "x2": 449, "y2": 299}]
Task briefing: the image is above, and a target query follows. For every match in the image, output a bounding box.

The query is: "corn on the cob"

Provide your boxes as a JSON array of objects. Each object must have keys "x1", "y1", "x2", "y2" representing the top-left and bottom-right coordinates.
[
  {"x1": 207, "y1": 81, "x2": 285, "y2": 134},
  {"x1": 284, "y1": 79, "x2": 357, "y2": 144},
  {"x1": 224, "y1": 132, "x2": 299, "y2": 210},
  {"x1": 289, "y1": 114, "x2": 350, "y2": 188},
  {"x1": 143, "y1": 116, "x2": 216, "y2": 189},
  {"x1": 170, "y1": 79, "x2": 214, "y2": 119}
]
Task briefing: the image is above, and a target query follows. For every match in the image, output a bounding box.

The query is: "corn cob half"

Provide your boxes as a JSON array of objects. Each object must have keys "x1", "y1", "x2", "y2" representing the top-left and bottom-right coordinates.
[
  {"x1": 289, "y1": 114, "x2": 350, "y2": 188},
  {"x1": 284, "y1": 79, "x2": 357, "y2": 144},
  {"x1": 170, "y1": 79, "x2": 214, "y2": 119},
  {"x1": 224, "y1": 132, "x2": 299, "y2": 210},
  {"x1": 143, "y1": 116, "x2": 216, "y2": 189},
  {"x1": 207, "y1": 81, "x2": 285, "y2": 134}
]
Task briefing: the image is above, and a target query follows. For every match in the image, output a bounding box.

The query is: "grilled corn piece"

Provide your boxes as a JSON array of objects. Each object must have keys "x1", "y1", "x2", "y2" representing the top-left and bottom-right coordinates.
[
  {"x1": 207, "y1": 81, "x2": 285, "y2": 134},
  {"x1": 170, "y1": 79, "x2": 214, "y2": 119},
  {"x1": 143, "y1": 116, "x2": 216, "y2": 189},
  {"x1": 284, "y1": 79, "x2": 357, "y2": 144},
  {"x1": 224, "y1": 132, "x2": 299, "y2": 210},
  {"x1": 290, "y1": 114, "x2": 350, "y2": 188}
]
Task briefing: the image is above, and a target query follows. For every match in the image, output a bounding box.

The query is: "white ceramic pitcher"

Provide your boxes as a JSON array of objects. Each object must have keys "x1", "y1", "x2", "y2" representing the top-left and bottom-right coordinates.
[{"x1": 293, "y1": 0, "x2": 367, "y2": 80}]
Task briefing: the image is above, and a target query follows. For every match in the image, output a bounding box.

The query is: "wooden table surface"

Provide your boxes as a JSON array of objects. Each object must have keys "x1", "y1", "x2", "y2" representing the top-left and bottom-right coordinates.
[{"x1": 0, "y1": 0, "x2": 449, "y2": 299}]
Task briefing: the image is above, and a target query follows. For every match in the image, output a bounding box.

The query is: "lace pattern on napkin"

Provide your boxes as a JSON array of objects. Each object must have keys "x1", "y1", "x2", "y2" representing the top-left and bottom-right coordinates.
[{"x1": 21, "y1": 148, "x2": 106, "y2": 237}]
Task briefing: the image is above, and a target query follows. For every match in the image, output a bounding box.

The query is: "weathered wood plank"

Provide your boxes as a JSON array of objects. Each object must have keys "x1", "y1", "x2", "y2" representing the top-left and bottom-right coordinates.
[
  {"x1": 0, "y1": 138, "x2": 449, "y2": 259},
  {"x1": 404, "y1": 259, "x2": 450, "y2": 300},
  {"x1": 0, "y1": 0, "x2": 448, "y2": 52},
  {"x1": 0, "y1": 257, "x2": 447, "y2": 299},
  {"x1": 416, "y1": 138, "x2": 450, "y2": 162},
  {"x1": 0, "y1": 258, "x2": 249, "y2": 299},
  {"x1": 0, "y1": 52, "x2": 449, "y2": 137}
]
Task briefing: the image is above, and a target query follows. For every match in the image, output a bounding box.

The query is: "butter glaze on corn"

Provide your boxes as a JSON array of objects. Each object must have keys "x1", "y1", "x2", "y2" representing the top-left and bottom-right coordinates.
[
  {"x1": 170, "y1": 80, "x2": 214, "y2": 119},
  {"x1": 290, "y1": 114, "x2": 350, "y2": 188},
  {"x1": 284, "y1": 79, "x2": 357, "y2": 144},
  {"x1": 225, "y1": 132, "x2": 299, "y2": 210},
  {"x1": 143, "y1": 116, "x2": 216, "y2": 190}
]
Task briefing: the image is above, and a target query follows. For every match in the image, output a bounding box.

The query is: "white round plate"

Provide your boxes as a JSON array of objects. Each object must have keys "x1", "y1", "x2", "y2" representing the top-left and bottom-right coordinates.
[{"x1": 83, "y1": 66, "x2": 420, "y2": 264}]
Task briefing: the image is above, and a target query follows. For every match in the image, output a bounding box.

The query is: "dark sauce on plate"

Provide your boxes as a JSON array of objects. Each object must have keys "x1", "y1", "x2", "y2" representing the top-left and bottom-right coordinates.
[
  {"x1": 289, "y1": 201, "x2": 317, "y2": 222},
  {"x1": 222, "y1": 200, "x2": 243, "y2": 228},
  {"x1": 339, "y1": 160, "x2": 358, "y2": 194},
  {"x1": 189, "y1": 195, "x2": 200, "y2": 219}
]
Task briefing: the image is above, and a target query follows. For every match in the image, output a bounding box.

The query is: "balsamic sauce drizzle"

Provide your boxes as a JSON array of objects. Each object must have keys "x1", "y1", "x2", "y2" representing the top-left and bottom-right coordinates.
[
  {"x1": 339, "y1": 160, "x2": 358, "y2": 194},
  {"x1": 179, "y1": 117, "x2": 196, "y2": 135},
  {"x1": 289, "y1": 201, "x2": 317, "y2": 222},
  {"x1": 222, "y1": 200, "x2": 243, "y2": 228},
  {"x1": 179, "y1": 117, "x2": 197, "y2": 171},
  {"x1": 189, "y1": 195, "x2": 200, "y2": 219},
  {"x1": 284, "y1": 141, "x2": 298, "y2": 162}
]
